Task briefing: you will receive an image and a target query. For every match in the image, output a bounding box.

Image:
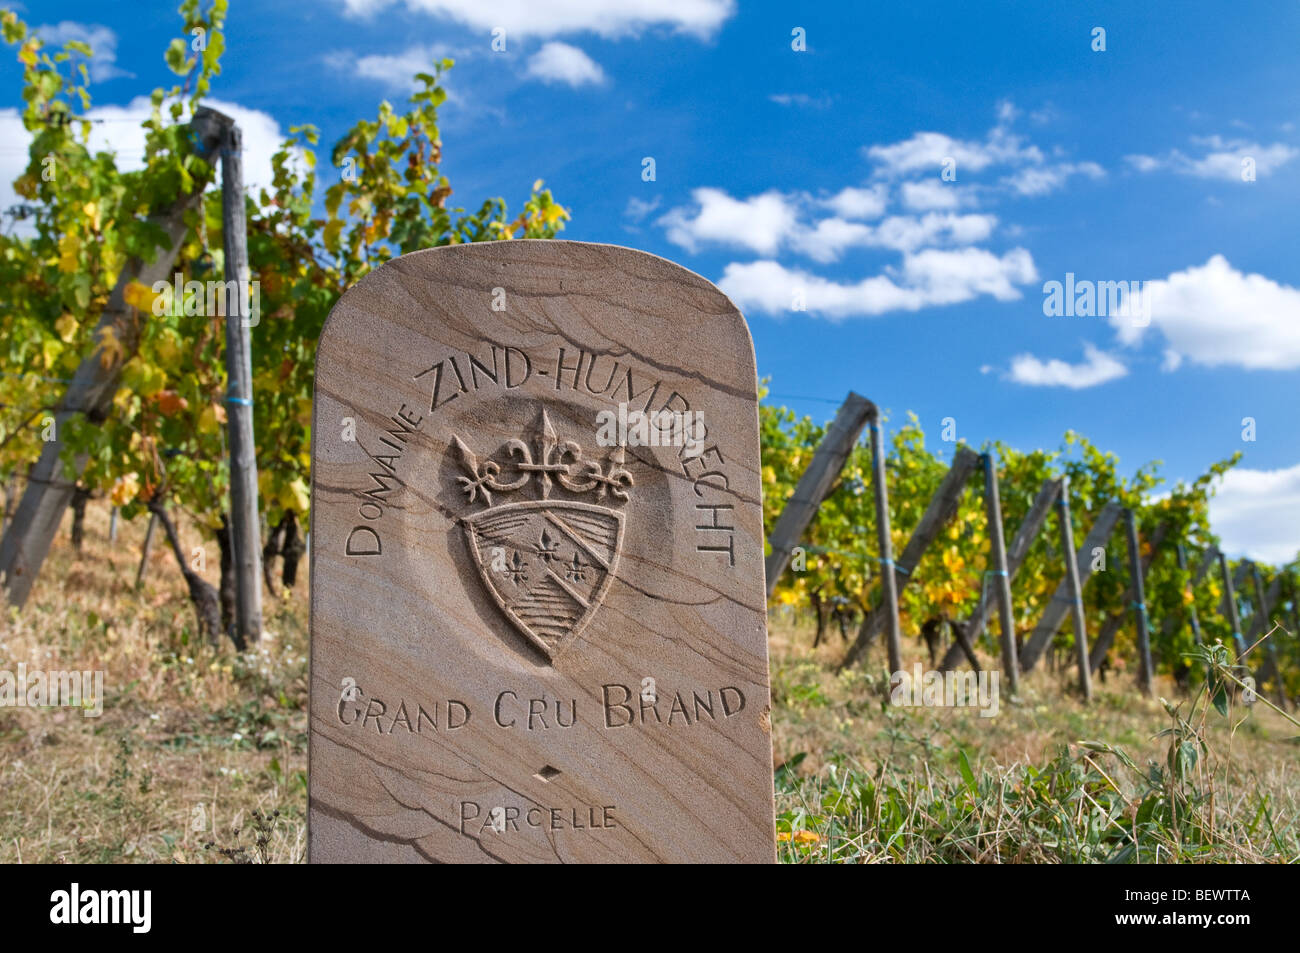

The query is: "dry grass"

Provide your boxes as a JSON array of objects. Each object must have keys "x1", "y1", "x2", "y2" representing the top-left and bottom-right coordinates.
[
  {"x1": 0, "y1": 500, "x2": 307, "y2": 863},
  {"x1": 1, "y1": 499, "x2": 1294, "y2": 863}
]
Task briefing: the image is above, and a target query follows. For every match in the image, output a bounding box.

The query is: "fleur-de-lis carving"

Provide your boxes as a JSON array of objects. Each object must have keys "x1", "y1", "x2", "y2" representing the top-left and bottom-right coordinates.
[
  {"x1": 502, "y1": 410, "x2": 581, "y2": 500},
  {"x1": 504, "y1": 551, "x2": 528, "y2": 585},
  {"x1": 561, "y1": 447, "x2": 635, "y2": 501},
  {"x1": 452, "y1": 435, "x2": 508, "y2": 505},
  {"x1": 536, "y1": 529, "x2": 560, "y2": 563},
  {"x1": 451, "y1": 407, "x2": 634, "y2": 508},
  {"x1": 564, "y1": 552, "x2": 588, "y2": 583}
]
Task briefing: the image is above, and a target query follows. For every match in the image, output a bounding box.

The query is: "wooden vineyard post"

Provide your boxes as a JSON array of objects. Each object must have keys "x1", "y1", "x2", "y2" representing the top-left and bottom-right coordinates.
[
  {"x1": 1123, "y1": 509, "x2": 1155, "y2": 697},
  {"x1": 982, "y1": 452, "x2": 1019, "y2": 693},
  {"x1": 1056, "y1": 477, "x2": 1092, "y2": 701},
  {"x1": 1217, "y1": 551, "x2": 1247, "y2": 661},
  {"x1": 1019, "y1": 500, "x2": 1121, "y2": 672},
  {"x1": 212, "y1": 110, "x2": 264, "y2": 645},
  {"x1": 1248, "y1": 563, "x2": 1289, "y2": 710},
  {"x1": 868, "y1": 408, "x2": 904, "y2": 679},
  {"x1": 1088, "y1": 522, "x2": 1170, "y2": 673},
  {"x1": 136, "y1": 512, "x2": 158, "y2": 586},
  {"x1": 109, "y1": 507, "x2": 118, "y2": 543},
  {"x1": 939, "y1": 477, "x2": 1061, "y2": 672},
  {"x1": 840, "y1": 445, "x2": 980, "y2": 669},
  {"x1": 764, "y1": 392, "x2": 873, "y2": 597}
]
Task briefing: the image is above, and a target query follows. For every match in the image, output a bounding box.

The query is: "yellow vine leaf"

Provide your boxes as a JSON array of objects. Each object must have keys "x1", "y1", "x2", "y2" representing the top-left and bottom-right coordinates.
[
  {"x1": 54, "y1": 313, "x2": 77, "y2": 342},
  {"x1": 97, "y1": 326, "x2": 124, "y2": 369},
  {"x1": 57, "y1": 234, "x2": 80, "y2": 273},
  {"x1": 279, "y1": 478, "x2": 310, "y2": 513},
  {"x1": 197, "y1": 402, "x2": 227, "y2": 435},
  {"x1": 110, "y1": 473, "x2": 140, "y2": 507},
  {"x1": 123, "y1": 280, "x2": 156, "y2": 313}
]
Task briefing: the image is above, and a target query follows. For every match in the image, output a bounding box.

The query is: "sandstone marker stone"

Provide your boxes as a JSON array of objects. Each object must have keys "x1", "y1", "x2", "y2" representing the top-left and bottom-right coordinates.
[{"x1": 309, "y1": 241, "x2": 776, "y2": 863}]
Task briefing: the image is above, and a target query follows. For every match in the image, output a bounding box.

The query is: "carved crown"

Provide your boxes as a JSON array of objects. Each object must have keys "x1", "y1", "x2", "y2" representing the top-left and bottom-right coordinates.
[{"x1": 451, "y1": 408, "x2": 633, "y2": 509}]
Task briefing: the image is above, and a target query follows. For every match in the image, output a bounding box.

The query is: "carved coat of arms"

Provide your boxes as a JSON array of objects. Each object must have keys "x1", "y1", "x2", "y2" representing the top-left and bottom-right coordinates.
[{"x1": 451, "y1": 409, "x2": 633, "y2": 660}]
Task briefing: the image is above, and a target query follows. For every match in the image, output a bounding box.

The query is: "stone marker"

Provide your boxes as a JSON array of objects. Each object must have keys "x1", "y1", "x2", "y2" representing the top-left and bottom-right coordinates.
[{"x1": 309, "y1": 241, "x2": 776, "y2": 863}]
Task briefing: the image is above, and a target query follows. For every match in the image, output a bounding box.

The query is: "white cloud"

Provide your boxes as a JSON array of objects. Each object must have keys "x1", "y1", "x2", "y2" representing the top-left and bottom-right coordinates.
[
  {"x1": 341, "y1": 45, "x2": 461, "y2": 90},
  {"x1": 1126, "y1": 135, "x2": 1299, "y2": 181},
  {"x1": 525, "y1": 42, "x2": 605, "y2": 86},
  {"x1": 1001, "y1": 160, "x2": 1103, "y2": 196},
  {"x1": 1003, "y1": 343, "x2": 1128, "y2": 387},
  {"x1": 865, "y1": 126, "x2": 1042, "y2": 177},
  {"x1": 769, "y1": 93, "x2": 832, "y2": 109},
  {"x1": 795, "y1": 213, "x2": 1000, "y2": 262},
  {"x1": 1210, "y1": 463, "x2": 1300, "y2": 565},
  {"x1": 870, "y1": 213, "x2": 997, "y2": 253},
  {"x1": 795, "y1": 218, "x2": 874, "y2": 263},
  {"x1": 659, "y1": 187, "x2": 999, "y2": 260},
  {"x1": 902, "y1": 246, "x2": 1036, "y2": 302},
  {"x1": 1114, "y1": 255, "x2": 1300, "y2": 370},
  {"x1": 1125, "y1": 154, "x2": 1162, "y2": 173},
  {"x1": 865, "y1": 104, "x2": 1103, "y2": 203},
  {"x1": 717, "y1": 247, "x2": 1036, "y2": 320},
  {"x1": 35, "y1": 21, "x2": 131, "y2": 82},
  {"x1": 1006, "y1": 343, "x2": 1128, "y2": 389},
  {"x1": 658, "y1": 105, "x2": 1106, "y2": 321},
  {"x1": 623, "y1": 195, "x2": 661, "y2": 223},
  {"x1": 900, "y1": 179, "x2": 969, "y2": 211},
  {"x1": 339, "y1": 0, "x2": 735, "y2": 39},
  {"x1": 0, "y1": 110, "x2": 30, "y2": 231},
  {"x1": 658, "y1": 188, "x2": 799, "y2": 256},
  {"x1": 821, "y1": 185, "x2": 887, "y2": 220}
]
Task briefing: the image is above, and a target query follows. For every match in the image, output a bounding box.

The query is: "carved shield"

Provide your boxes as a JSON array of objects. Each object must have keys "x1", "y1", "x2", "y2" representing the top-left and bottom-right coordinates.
[{"x1": 464, "y1": 500, "x2": 624, "y2": 659}]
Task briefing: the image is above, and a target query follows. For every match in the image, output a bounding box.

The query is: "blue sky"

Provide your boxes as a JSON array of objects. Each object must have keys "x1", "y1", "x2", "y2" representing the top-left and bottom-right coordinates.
[{"x1": 3, "y1": 0, "x2": 1298, "y2": 562}]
